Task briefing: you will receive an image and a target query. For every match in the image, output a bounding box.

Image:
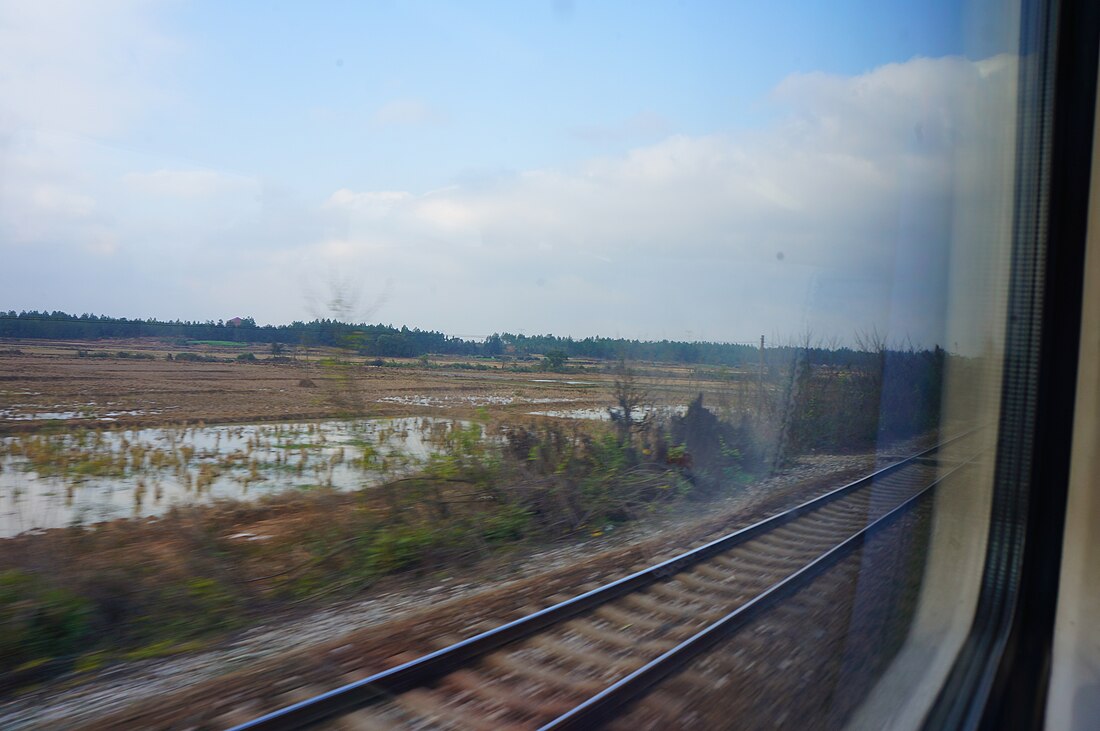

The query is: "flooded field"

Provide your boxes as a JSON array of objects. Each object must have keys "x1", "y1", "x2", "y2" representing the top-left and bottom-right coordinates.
[
  {"x1": 0, "y1": 403, "x2": 177, "y2": 422},
  {"x1": 377, "y1": 394, "x2": 578, "y2": 408},
  {"x1": 0, "y1": 347, "x2": 748, "y2": 537},
  {"x1": 0, "y1": 417, "x2": 476, "y2": 536},
  {"x1": 528, "y1": 404, "x2": 690, "y2": 420}
]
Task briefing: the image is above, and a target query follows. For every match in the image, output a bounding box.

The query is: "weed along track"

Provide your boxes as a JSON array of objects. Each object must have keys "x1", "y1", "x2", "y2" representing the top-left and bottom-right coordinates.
[{"x1": 224, "y1": 431, "x2": 984, "y2": 730}]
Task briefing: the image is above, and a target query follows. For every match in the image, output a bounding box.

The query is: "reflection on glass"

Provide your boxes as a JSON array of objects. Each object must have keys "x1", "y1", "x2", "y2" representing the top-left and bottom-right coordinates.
[{"x1": 0, "y1": 1, "x2": 1024, "y2": 728}]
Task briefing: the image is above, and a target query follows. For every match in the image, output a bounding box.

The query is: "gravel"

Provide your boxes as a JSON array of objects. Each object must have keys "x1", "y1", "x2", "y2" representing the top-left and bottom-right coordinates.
[{"x1": 0, "y1": 438, "x2": 928, "y2": 730}]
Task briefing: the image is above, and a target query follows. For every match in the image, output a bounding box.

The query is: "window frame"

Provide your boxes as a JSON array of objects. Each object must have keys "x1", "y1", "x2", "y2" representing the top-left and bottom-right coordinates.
[{"x1": 922, "y1": 0, "x2": 1100, "y2": 727}]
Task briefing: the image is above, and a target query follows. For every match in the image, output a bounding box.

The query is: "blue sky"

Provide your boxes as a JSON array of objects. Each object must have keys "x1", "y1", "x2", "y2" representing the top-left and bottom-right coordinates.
[
  {"x1": 0, "y1": 0, "x2": 1018, "y2": 347},
  {"x1": 140, "y1": 0, "x2": 969, "y2": 194}
]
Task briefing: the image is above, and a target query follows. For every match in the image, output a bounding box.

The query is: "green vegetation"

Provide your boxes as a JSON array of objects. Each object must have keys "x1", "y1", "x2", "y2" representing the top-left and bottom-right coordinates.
[
  {"x1": 0, "y1": 570, "x2": 92, "y2": 671},
  {"x1": 189, "y1": 340, "x2": 248, "y2": 347},
  {"x1": 0, "y1": 309, "x2": 911, "y2": 367},
  {"x1": 0, "y1": 335, "x2": 956, "y2": 687},
  {"x1": 76, "y1": 350, "x2": 156, "y2": 360},
  {"x1": 1, "y1": 309, "x2": 972, "y2": 388},
  {"x1": 172, "y1": 352, "x2": 225, "y2": 363},
  {"x1": 0, "y1": 399, "x2": 751, "y2": 684},
  {"x1": 540, "y1": 349, "x2": 570, "y2": 372},
  {"x1": 769, "y1": 342, "x2": 946, "y2": 459}
]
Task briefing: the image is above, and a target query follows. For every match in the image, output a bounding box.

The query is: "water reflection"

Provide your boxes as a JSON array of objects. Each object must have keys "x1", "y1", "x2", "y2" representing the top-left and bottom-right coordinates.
[
  {"x1": 528, "y1": 405, "x2": 688, "y2": 421},
  {"x1": 0, "y1": 417, "x2": 468, "y2": 536}
]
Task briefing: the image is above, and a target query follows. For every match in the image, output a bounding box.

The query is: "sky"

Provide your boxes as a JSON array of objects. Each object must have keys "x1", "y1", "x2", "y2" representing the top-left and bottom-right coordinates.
[{"x1": 0, "y1": 0, "x2": 1020, "y2": 347}]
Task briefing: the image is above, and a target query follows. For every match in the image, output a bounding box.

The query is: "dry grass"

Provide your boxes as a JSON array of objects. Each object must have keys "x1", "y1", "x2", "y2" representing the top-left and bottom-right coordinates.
[
  {"x1": 0, "y1": 339, "x2": 907, "y2": 694},
  {"x1": 0, "y1": 343, "x2": 756, "y2": 435},
  {"x1": 0, "y1": 413, "x2": 706, "y2": 685}
]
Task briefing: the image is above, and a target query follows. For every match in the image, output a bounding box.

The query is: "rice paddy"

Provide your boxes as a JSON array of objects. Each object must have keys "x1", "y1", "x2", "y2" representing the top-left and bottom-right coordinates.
[{"x1": 0, "y1": 417, "x2": 475, "y2": 536}]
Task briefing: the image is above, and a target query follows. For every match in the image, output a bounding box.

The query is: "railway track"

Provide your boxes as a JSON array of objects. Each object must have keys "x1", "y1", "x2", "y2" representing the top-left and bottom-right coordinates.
[{"x1": 229, "y1": 431, "x2": 984, "y2": 731}]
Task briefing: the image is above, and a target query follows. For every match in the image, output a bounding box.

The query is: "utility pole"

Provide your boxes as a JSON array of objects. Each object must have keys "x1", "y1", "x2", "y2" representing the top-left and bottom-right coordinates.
[{"x1": 758, "y1": 335, "x2": 765, "y2": 412}]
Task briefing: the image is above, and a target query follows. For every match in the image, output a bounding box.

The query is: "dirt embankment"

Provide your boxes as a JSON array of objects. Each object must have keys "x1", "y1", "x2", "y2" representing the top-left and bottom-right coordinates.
[
  {"x1": 0, "y1": 341, "x2": 918, "y2": 729},
  {"x1": 1, "y1": 451, "x2": 887, "y2": 730}
]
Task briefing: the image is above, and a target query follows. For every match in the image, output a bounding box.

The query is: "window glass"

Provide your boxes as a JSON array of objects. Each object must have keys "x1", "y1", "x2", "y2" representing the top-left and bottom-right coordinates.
[{"x1": 0, "y1": 2, "x2": 1024, "y2": 728}]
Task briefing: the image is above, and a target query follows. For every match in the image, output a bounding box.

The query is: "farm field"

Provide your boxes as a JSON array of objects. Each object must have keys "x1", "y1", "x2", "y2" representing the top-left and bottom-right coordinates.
[
  {"x1": 0, "y1": 337, "x2": 946, "y2": 729},
  {"x1": 0, "y1": 338, "x2": 775, "y2": 691},
  {"x1": 0, "y1": 340, "x2": 761, "y2": 534},
  {"x1": 0, "y1": 338, "x2": 754, "y2": 431}
]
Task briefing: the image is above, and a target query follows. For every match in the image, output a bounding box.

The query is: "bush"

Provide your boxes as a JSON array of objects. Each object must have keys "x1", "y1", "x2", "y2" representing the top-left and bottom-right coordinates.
[
  {"x1": 173, "y1": 352, "x2": 222, "y2": 363},
  {"x1": 481, "y1": 505, "x2": 532, "y2": 543},
  {"x1": 0, "y1": 570, "x2": 92, "y2": 672},
  {"x1": 669, "y1": 395, "x2": 753, "y2": 485},
  {"x1": 365, "y1": 525, "x2": 438, "y2": 574}
]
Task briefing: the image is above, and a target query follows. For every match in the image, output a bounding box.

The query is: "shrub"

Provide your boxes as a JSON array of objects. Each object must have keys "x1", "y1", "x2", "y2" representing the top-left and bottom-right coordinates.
[
  {"x1": 0, "y1": 570, "x2": 92, "y2": 672},
  {"x1": 174, "y1": 352, "x2": 222, "y2": 363},
  {"x1": 480, "y1": 505, "x2": 532, "y2": 543}
]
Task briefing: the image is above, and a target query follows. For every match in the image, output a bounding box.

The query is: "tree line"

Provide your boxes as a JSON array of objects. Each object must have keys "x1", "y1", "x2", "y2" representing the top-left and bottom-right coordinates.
[
  {"x1": 0, "y1": 310, "x2": 754, "y2": 364},
  {"x1": 0, "y1": 310, "x2": 941, "y2": 371}
]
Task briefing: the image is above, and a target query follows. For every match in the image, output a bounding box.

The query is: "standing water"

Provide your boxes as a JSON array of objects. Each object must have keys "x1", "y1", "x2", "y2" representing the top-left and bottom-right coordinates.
[{"x1": 0, "y1": 417, "x2": 476, "y2": 536}]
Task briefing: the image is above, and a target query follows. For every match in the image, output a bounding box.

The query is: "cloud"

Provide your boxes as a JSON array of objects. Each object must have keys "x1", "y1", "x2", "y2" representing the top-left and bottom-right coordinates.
[
  {"x1": 370, "y1": 99, "x2": 443, "y2": 128},
  {"x1": 0, "y1": 2, "x2": 178, "y2": 260},
  {"x1": 0, "y1": 1, "x2": 177, "y2": 137},
  {"x1": 414, "y1": 196, "x2": 482, "y2": 233},
  {"x1": 326, "y1": 189, "x2": 411, "y2": 208},
  {"x1": 0, "y1": 47, "x2": 1019, "y2": 346},
  {"x1": 303, "y1": 55, "x2": 1018, "y2": 345},
  {"x1": 29, "y1": 184, "x2": 96, "y2": 217},
  {"x1": 85, "y1": 231, "x2": 120, "y2": 257},
  {"x1": 325, "y1": 189, "x2": 411, "y2": 220},
  {"x1": 0, "y1": 132, "x2": 112, "y2": 250},
  {"x1": 124, "y1": 169, "x2": 252, "y2": 198},
  {"x1": 569, "y1": 110, "x2": 674, "y2": 143}
]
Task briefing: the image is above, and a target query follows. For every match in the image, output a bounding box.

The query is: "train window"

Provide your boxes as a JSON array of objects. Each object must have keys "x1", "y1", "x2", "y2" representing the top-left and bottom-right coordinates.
[
  {"x1": 1046, "y1": 126, "x2": 1100, "y2": 729},
  {"x1": 0, "y1": 0, "x2": 1096, "y2": 729},
  {"x1": 1047, "y1": 132, "x2": 1100, "y2": 729}
]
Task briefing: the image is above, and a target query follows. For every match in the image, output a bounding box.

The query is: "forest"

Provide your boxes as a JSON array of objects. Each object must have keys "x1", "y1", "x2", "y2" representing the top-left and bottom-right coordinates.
[{"x1": 0, "y1": 310, "x2": 909, "y2": 368}]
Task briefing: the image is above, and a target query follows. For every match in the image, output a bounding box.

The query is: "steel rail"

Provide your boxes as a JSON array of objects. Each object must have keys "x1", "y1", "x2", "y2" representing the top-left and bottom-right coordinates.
[
  {"x1": 538, "y1": 454, "x2": 981, "y2": 730},
  {"x1": 228, "y1": 429, "x2": 979, "y2": 731}
]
